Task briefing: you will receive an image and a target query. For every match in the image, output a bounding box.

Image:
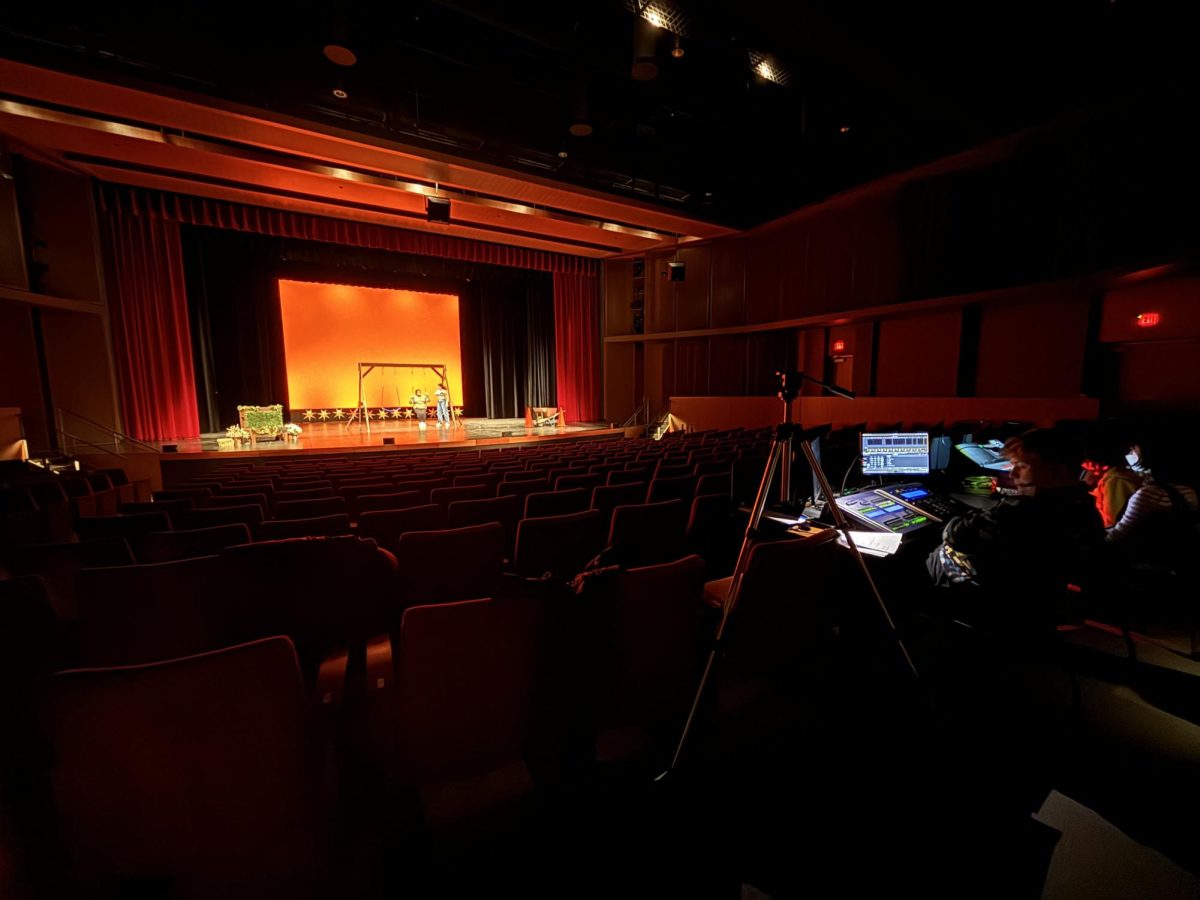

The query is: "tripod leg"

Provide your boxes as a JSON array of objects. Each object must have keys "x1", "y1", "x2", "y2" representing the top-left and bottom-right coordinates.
[
  {"x1": 662, "y1": 429, "x2": 788, "y2": 776},
  {"x1": 798, "y1": 439, "x2": 927, "y2": 697}
]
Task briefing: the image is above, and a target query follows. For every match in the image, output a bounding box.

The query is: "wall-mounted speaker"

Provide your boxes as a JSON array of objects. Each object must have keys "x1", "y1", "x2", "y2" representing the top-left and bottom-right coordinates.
[
  {"x1": 382, "y1": 437, "x2": 395, "y2": 445},
  {"x1": 668, "y1": 261, "x2": 686, "y2": 282}
]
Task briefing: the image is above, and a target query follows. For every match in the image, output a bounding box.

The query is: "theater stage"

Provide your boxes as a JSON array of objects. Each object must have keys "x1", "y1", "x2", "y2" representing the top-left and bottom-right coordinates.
[{"x1": 156, "y1": 418, "x2": 628, "y2": 461}]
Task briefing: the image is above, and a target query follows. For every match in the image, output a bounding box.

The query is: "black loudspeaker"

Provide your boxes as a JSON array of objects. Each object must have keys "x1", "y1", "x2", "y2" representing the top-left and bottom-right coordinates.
[
  {"x1": 162, "y1": 444, "x2": 178, "y2": 453},
  {"x1": 426, "y1": 197, "x2": 451, "y2": 222},
  {"x1": 668, "y1": 261, "x2": 686, "y2": 282},
  {"x1": 383, "y1": 437, "x2": 395, "y2": 445}
]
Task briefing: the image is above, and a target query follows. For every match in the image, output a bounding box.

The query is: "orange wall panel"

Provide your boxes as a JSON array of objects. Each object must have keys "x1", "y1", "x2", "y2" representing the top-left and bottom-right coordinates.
[{"x1": 278, "y1": 280, "x2": 462, "y2": 410}]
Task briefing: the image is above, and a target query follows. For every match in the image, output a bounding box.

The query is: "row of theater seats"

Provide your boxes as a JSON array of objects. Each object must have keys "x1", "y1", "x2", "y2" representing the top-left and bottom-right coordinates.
[
  {"x1": 1, "y1": 429, "x2": 868, "y2": 892},
  {"x1": 1, "y1": 523, "x2": 858, "y2": 895}
]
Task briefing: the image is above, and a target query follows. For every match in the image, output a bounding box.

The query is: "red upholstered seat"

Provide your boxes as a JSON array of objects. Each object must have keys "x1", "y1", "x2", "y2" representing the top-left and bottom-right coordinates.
[{"x1": 50, "y1": 637, "x2": 330, "y2": 892}]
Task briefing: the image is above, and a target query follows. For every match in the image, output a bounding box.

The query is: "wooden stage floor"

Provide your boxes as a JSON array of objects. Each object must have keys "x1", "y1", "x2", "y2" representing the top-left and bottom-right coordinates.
[{"x1": 157, "y1": 418, "x2": 627, "y2": 460}]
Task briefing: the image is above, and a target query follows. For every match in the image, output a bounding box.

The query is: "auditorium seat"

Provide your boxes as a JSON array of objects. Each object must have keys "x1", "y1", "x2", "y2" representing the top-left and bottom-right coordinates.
[
  {"x1": 172, "y1": 503, "x2": 264, "y2": 532},
  {"x1": 453, "y1": 472, "x2": 502, "y2": 492},
  {"x1": 588, "y1": 555, "x2": 709, "y2": 768},
  {"x1": 704, "y1": 531, "x2": 844, "y2": 688},
  {"x1": 393, "y1": 598, "x2": 541, "y2": 834},
  {"x1": 395, "y1": 523, "x2": 505, "y2": 607},
  {"x1": 607, "y1": 500, "x2": 688, "y2": 568},
  {"x1": 355, "y1": 491, "x2": 424, "y2": 515},
  {"x1": 258, "y1": 514, "x2": 353, "y2": 540},
  {"x1": 132, "y1": 523, "x2": 253, "y2": 564},
  {"x1": 152, "y1": 487, "x2": 213, "y2": 503},
  {"x1": 524, "y1": 488, "x2": 589, "y2": 519},
  {"x1": 199, "y1": 492, "x2": 271, "y2": 515},
  {"x1": 4, "y1": 538, "x2": 135, "y2": 620},
  {"x1": 358, "y1": 505, "x2": 444, "y2": 549},
  {"x1": 685, "y1": 493, "x2": 737, "y2": 578},
  {"x1": 119, "y1": 499, "x2": 193, "y2": 515},
  {"x1": 274, "y1": 496, "x2": 347, "y2": 520},
  {"x1": 221, "y1": 537, "x2": 397, "y2": 671},
  {"x1": 607, "y1": 469, "x2": 649, "y2": 486},
  {"x1": 390, "y1": 477, "x2": 451, "y2": 503},
  {"x1": 0, "y1": 576, "x2": 60, "y2": 777},
  {"x1": 272, "y1": 487, "x2": 334, "y2": 503},
  {"x1": 646, "y1": 475, "x2": 698, "y2": 506},
  {"x1": 555, "y1": 473, "x2": 603, "y2": 493},
  {"x1": 75, "y1": 512, "x2": 171, "y2": 542},
  {"x1": 447, "y1": 495, "x2": 521, "y2": 557},
  {"x1": 49, "y1": 637, "x2": 331, "y2": 895},
  {"x1": 695, "y1": 472, "x2": 732, "y2": 498},
  {"x1": 513, "y1": 509, "x2": 606, "y2": 580},
  {"x1": 338, "y1": 483, "x2": 395, "y2": 517},
  {"x1": 590, "y1": 483, "x2": 647, "y2": 531},
  {"x1": 430, "y1": 484, "x2": 491, "y2": 514},
  {"x1": 76, "y1": 555, "x2": 230, "y2": 666}
]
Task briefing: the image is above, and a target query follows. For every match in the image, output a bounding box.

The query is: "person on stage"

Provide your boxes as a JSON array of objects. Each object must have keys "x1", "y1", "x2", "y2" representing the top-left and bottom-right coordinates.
[
  {"x1": 435, "y1": 382, "x2": 451, "y2": 429},
  {"x1": 410, "y1": 388, "x2": 430, "y2": 430}
]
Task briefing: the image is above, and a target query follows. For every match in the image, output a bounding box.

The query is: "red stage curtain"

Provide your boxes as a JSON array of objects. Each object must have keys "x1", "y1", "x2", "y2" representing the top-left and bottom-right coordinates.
[
  {"x1": 553, "y1": 272, "x2": 602, "y2": 423},
  {"x1": 104, "y1": 208, "x2": 201, "y2": 440},
  {"x1": 99, "y1": 185, "x2": 598, "y2": 276}
]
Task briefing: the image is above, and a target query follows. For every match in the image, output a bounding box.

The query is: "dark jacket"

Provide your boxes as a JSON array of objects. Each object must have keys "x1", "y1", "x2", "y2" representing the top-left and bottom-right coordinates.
[{"x1": 928, "y1": 484, "x2": 1106, "y2": 633}]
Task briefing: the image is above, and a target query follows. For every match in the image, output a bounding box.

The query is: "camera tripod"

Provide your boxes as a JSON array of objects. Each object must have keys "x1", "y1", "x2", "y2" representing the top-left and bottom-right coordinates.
[{"x1": 661, "y1": 371, "x2": 926, "y2": 776}]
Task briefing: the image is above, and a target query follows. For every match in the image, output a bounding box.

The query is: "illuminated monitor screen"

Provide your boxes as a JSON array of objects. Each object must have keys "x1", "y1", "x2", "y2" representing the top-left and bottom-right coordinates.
[{"x1": 861, "y1": 432, "x2": 931, "y2": 476}]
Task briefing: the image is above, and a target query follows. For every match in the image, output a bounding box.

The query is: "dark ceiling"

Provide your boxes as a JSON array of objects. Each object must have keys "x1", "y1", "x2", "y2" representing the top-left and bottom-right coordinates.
[{"x1": 0, "y1": 1, "x2": 1190, "y2": 228}]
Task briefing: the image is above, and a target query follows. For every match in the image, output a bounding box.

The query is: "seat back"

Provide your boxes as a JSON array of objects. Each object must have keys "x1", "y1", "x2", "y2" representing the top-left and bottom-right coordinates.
[
  {"x1": 50, "y1": 637, "x2": 326, "y2": 885},
  {"x1": 607, "y1": 500, "x2": 688, "y2": 567},
  {"x1": 590, "y1": 482, "x2": 648, "y2": 531},
  {"x1": 397, "y1": 599, "x2": 540, "y2": 781},
  {"x1": 273, "y1": 496, "x2": 347, "y2": 520},
  {"x1": 0, "y1": 576, "x2": 60, "y2": 775},
  {"x1": 172, "y1": 504, "x2": 264, "y2": 532},
  {"x1": 513, "y1": 509, "x2": 606, "y2": 579},
  {"x1": 395, "y1": 523, "x2": 505, "y2": 606},
  {"x1": 75, "y1": 512, "x2": 171, "y2": 542},
  {"x1": 133, "y1": 524, "x2": 253, "y2": 564},
  {"x1": 257, "y1": 514, "x2": 353, "y2": 540},
  {"x1": 447, "y1": 494, "x2": 521, "y2": 556},
  {"x1": 5, "y1": 538, "x2": 135, "y2": 620},
  {"x1": 357, "y1": 505, "x2": 443, "y2": 548},
  {"x1": 524, "y1": 488, "x2": 589, "y2": 519},
  {"x1": 76, "y1": 556, "x2": 231, "y2": 666}
]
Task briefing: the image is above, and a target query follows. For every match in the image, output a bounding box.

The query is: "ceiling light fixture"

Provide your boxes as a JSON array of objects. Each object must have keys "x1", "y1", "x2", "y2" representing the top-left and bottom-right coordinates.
[
  {"x1": 748, "y1": 50, "x2": 789, "y2": 86},
  {"x1": 323, "y1": 43, "x2": 357, "y2": 66},
  {"x1": 671, "y1": 35, "x2": 684, "y2": 58},
  {"x1": 332, "y1": 87, "x2": 348, "y2": 100}
]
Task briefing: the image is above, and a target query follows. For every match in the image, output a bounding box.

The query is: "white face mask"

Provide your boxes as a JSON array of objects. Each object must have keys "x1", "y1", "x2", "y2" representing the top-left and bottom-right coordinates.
[{"x1": 1125, "y1": 451, "x2": 1140, "y2": 467}]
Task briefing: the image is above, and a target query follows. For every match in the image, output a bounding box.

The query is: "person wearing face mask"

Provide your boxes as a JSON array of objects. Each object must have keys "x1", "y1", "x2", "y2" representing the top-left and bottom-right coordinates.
[
  {"x1": 927, "y1": 428, "x2": 1107, "y2": 635},
  {"x1": 1081, "y1": 435, "x2": 1143, "y2": 528}
]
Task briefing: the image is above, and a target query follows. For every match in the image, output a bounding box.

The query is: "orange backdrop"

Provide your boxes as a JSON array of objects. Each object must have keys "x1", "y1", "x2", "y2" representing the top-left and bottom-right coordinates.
[{"x1": 278, "y1": 280, "x2": 463, "y2": 410}]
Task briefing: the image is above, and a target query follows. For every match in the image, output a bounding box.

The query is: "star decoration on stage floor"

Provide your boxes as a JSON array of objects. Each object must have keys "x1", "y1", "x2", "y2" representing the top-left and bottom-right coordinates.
[
  {"x1": 302, "y1": 410, "x2": 315, "y2": 421},
  {"x1": 317, "y1": 409, "x2": 330, "y2": 420},
  {"x1": 401, "y1": 408, "x2": 414, "y2": 419},
  {"x1": 333, "y1": 409, "x2": 346, "y2": 419}
]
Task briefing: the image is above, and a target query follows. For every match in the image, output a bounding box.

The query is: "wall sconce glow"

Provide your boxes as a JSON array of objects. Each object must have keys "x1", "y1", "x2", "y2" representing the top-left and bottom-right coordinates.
[{"x1": 1135, "y1": 311, "x2": 1161, "y2": 328}]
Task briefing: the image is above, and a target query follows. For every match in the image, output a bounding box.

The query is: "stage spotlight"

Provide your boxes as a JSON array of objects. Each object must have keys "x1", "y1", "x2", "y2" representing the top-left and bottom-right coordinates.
[{"x1": 426, "y1": 196, "x2": 451, "y2": 222}]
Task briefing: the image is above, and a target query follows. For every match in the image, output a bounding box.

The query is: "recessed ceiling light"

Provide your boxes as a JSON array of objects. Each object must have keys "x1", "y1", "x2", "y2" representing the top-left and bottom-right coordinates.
[
  {"x1": 839, "y1": 125, "x2": 850, "y2": 134},
  {"x1": 569, "y1": 122, "x2": 593, "y2": 137},
  {"x1": 558, "y1": 150, "x2": 569, "y2": 159},
  {"x1": 332, "y1": 87, "x2": 348, "y2": 99},
  {"x1": 323, "y1": 44, "x2": 357, "y2": 66}
]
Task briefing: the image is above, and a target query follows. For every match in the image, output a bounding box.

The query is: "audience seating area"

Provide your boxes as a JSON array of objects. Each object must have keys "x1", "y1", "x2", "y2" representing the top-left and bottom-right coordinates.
[{"x1": 3, "y1": 420, "x2": 1200, "y2": 895}]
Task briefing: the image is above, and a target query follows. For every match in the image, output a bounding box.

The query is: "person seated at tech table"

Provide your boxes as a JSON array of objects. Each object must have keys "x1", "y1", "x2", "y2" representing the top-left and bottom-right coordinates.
[{"x1": 927, "y1": 428, "x2": 1107, "y2": 636}]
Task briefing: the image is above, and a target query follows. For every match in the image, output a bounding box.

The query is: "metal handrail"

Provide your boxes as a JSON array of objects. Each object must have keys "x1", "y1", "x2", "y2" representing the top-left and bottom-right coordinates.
[
  {"x1": 50, "y1": 430, "x2": 130, "y2": 462},
  {"x1": 56, "y1": 408, "x2": 159, "y2": 455},
  {"x1": 621, "y1": 397, "x2": 649, "y2": 428}
]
